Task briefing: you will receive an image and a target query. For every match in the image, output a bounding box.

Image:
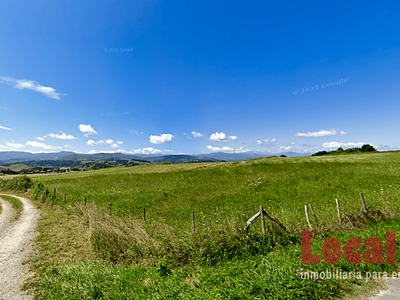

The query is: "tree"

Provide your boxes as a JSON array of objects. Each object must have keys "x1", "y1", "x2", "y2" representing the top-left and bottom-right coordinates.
[{"x1": 360, "y1": 144, "x2": 376, "y2": 152}]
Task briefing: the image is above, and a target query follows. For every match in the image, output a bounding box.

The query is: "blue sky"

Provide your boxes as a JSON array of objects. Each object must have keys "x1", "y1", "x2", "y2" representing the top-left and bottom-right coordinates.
[{"x1": 1, "y1": 0, "x2": 400, "y2": 155}]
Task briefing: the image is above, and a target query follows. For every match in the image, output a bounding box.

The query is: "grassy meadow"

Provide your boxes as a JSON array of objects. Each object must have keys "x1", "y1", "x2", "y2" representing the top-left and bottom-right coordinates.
[{"x1": 2, "y1": 152, "x2": 400, "y2": 299}]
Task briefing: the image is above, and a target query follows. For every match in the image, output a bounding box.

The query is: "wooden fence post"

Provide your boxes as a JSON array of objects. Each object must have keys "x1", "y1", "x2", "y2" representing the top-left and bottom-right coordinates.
[
  {"x1": 305, "y1": 205, "x2": 313, "y2": 231},
  {"x1": 109, "y1": 203, "x2": 112, "y2": 216},
  {"x1": 191, "y1": 210, "x2": 195, "y2": 233},
  {"x1": 63, "y1": 193, "x2": 66, "y2": 203},
  {"x1": 335, "y1": 198, "x2": 341, "y2": 223},
  {"x1": 360, "y1": 192, "x2": 367, "y2": 213},
  {"x1": 260, "y1": 206, "x2": 266, "y2": 234},
  {"x1": 309, "y1": 204, "x2": 319, "y2": 228},
  {"x1": 84, "y1": 197, "x2": 86, "y2": 206},
  {"x1": 53, "y1": 188, "x2": 56, "y2": 197},
  {"x1": 143, "y1": 208, "x2": 146, "y2": 222}
]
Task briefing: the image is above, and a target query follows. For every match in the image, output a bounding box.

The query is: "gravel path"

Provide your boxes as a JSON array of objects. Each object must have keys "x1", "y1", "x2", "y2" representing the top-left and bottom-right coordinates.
[
  {"x1": 0, "y1": 194, "x2": 39, "y2": 300},
  {"x1": 367, "y1": 278, "x2": 400, "y2": 300}
]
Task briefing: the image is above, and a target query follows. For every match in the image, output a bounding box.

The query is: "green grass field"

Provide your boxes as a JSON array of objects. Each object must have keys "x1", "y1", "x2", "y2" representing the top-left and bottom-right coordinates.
[
  {"x1": 38, "y1": 152, "x2": 400, "y2": 232},
  {"x1": 3, "y1": 151, "x2": 400, "y2": 299}
]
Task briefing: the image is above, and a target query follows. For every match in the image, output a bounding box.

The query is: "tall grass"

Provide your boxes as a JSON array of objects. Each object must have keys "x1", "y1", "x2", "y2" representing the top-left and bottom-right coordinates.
[{"x1": 70, "y1": 202, "x2": 299, "y2": 267}]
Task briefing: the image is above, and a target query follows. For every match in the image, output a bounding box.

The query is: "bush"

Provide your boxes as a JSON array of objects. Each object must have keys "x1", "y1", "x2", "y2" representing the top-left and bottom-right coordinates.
[
  {"x1": 33, "y1": 180, "x2": 53, "y2": 201},
  {"x1": 0, "y1": 176, "x2": 34, "y2": 192},
  {"x1": 361, "y1": 144, "x2": 376, "y2": 152}
]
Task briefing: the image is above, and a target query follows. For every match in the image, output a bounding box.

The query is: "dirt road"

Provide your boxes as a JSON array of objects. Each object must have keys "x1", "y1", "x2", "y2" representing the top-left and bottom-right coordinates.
[{"x1": 0, "y1": 194, "x2": 39, "y2": 300}]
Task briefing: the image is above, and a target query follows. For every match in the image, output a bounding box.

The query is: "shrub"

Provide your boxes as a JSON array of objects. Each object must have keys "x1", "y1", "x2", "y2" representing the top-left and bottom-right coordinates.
[
  {"x1": 0, "y1": 176, "x2": 34, "y2": 192},
  {"x1": 33, "y1": 180, "x2": 53, "y2": 201}
]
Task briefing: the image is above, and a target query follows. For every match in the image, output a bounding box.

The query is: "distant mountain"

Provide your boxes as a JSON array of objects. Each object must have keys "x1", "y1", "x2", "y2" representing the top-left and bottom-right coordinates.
[
  {"x1": 0, "y1": 151, "x2": 308, "y2": 169},
  {"x1": 0, "y1": 151, "x2": 222, "y2": 169},
  {"x1": 0, "y1": 151, "x2": 73, "y2": 164},
  {"x1": 62, "y1": 153, "x2": 147, "y2": 162}
]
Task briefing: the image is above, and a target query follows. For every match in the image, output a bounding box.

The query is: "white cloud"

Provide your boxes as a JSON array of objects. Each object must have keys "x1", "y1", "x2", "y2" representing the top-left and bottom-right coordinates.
[
  {"x1": 192, "y1": 131, "x2": 203, "y2": 138},
  {"x1": 0, "y1": 125, "x2": 13, "y2": 131},
  {"x1": 43, "y1": 133, "x2": 78, "y2": 140},
  {"x1": 0, "y1": 76, "x2": 65, "y2": 100},
  {"x1": 279, "y1": 146, "x2": 292, "y2": 151},
  {"x1": 64, "y1": 145, "x2": 73, "y2": 149},
  {"x1": 131, "y1": 147, "x2": 164, "y2": 155},
  {"x1": 36, "y1": 137, "x2": 45, "y2": 141},
  {"x1": 0, "y1": 142, "x2": 26, "y2": 150},
  {"x1": 209, "y1": 132, "x2": 238, "y2": 142},
  {"x1": 79, "y1": 124, "x2": 98, "y2": 137},
  {"x1": 87, "y1": 139, "x2": 123, "y2": 148},
  {"x1": 87, "y1": 140, "x2": 96, "y2": 146},
  {"x1": 129, "y1": 129, "x2": 143, "y2": 135},
  {"x1": 149, "y1": 133, "x2": 174, "y2": 144},
  {"x1": 321, "y1": 141, "x2": 366, "y2": 148},
  {"x1": 26, "y1": 141, "x2": 62, "y2": 150},
  {"x1": 295, "y1": 129, "x2": 348, "y2": 138},
  {"x1": 207, "y1": 145, "x2": 250, "y2": 153},
  {"x1": 256, "y1": 138, "x2": 277, "y2": 146}
]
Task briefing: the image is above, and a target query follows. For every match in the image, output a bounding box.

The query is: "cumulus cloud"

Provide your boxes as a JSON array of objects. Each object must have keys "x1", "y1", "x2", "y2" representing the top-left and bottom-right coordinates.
[
  {"x1": 87, "y1": 139, "x2": 123, "y2": 149},
  {"x1": 207, "y1": 145, "x2": 250, "y2": 153},
  {"x1": 209, "y1": 132, "x2": 238, "y2": 142},
  {"x1": 0, "y1": 76, "x2": 65, "y2": 100},
  {"x1": 0, "y1": 142, "x2": 25, "y2": 150},
  {"x1": 79, "y1": 124, "x2": 98, "y2": 137},
  {"x1": 192, "y1": 131, "x2": 203, "y2": 138},
  {"x1": 295, "y1": 129, "x2": 348, "y2": 138},
  {"x1": 256, "y1": 138, "x2": 277, "y2": 146},
  {"x1": 321, "y1": 141, "x2": 366, "y2": 148},
  {"x1": 279, "y1": 145, "x2": 292, "y2": 151},
  {"x1": 149, "y1": 133, "x2": 174, "y2": 144},
  {"x1": 26, "y1": 141, "x2": 62, "y2": 150},
  {"x1": 0, "y1": 125, "x2": 13, "y2": 131},
  {"x1": 42, "y1": 133, "x2": 78, "y2": 140},
  {"x1": 131, "y1": 147, "x2": 164, "y2": 155}
]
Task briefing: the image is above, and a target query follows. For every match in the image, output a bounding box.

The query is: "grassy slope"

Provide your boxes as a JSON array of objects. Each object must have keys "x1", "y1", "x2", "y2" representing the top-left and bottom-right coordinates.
[
  {"x1": 38, "y1": 152, "x2": 400, "y2": 231},
  {"x1": 19, "y1": 152, "x2": 400, "y2": 299},
  {"x1": 0, "y1": 163, "x2": 31, "y2": 171}
]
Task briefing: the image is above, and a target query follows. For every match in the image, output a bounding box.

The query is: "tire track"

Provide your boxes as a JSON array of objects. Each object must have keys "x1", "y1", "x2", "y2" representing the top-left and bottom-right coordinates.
[{"x1": 0, "y1": 195, "x2": 39, "y2": 300}]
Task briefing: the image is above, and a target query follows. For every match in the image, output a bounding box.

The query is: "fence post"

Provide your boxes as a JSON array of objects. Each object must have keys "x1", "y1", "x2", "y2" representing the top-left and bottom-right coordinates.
[
  {"x1": 309, "y1": 204, "x2": 319, "y2": 228},
  {"x1": 84, "y1": 197, "x2": 86, "y2": 206},
  {"x1": 191, "y1": 210, "x2": 195, "y2": 233},
  {"x1": 335, "y1": 198, "x2": 341, "y2": 223},
  {"x1": 360, "y1": 192, "x2": 367, "y2": 213},
  {"x1": 305, "y1": 205, "x2": 313, "y2": 231},
  {"x1": 63, "y1": 193, "x2": 66, "y2": 203},
  {"x1": 260, "y1": 206, "x2": 266, "y2": 234},
  {"x1": 109, "y1": 203, "x2": 112, "y2": 216},
  {"x1": 53, "y1": 188, "x2": 56, "y2": 197},
  {"x1": 143, "y1": 208, "x2": 146, "y2": 222}
]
